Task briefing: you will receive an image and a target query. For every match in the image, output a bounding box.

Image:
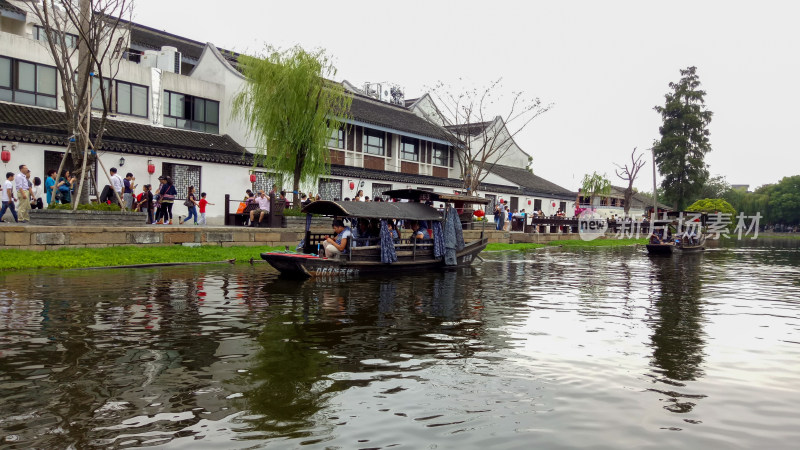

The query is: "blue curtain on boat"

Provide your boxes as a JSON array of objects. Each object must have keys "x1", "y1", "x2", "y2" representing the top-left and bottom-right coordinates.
[
  {"x1": 449, "y1": 207, "x2": 465, "y2": 251},
  {"x1": 380, "y1": 219, "x2": 397, "y2": 264},
  {"x1": 444, "y1": 208, "x2": 458, "y2": 266},
  {"x1": 433, "y1": 221, "x2": 445, "y2": 258}
]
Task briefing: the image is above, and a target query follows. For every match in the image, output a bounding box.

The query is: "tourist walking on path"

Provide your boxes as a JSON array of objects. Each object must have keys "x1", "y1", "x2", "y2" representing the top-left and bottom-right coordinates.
[
  {"x1": 179, "y1": 186, "x2": 199, "y2": 225},
  {"x1": 110, "y1": 167, "x2": 124, "y2": 206},
  {"x1": 123, "y1": 172, "x2": 136, "y2": 210},
  {"x1": 197, "y1": 192, "x2": 212, "y2": 225},
  {"x1": 137, "y1": 184, "x2": 154, "y2": 224},
  {"x1": 44, "y1": 169, "x2": 56, "y2": 206},
  {"x1": 155, "y1": 176, "x2": 176, "y2": 224},
  {"x1": 15, "y1": 164, "x2": 32, "y2": 222},
  {"x1": 1, "y1": 172, "x2": 18, "y2": 223}
]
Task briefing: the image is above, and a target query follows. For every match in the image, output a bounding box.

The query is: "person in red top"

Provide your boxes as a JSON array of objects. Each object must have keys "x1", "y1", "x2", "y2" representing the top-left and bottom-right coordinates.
[{"x1": 198, "y1": 192, "x2": 214, "y2": 225}]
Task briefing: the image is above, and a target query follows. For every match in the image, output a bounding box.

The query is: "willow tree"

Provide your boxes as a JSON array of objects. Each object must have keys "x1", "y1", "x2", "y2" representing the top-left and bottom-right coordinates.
[
  {"x1": 581, "y1": 172, "x2": 611, "y2": 207},
  {"x1": 233, "y1": 46, "x2": 351, "y2": 207}
]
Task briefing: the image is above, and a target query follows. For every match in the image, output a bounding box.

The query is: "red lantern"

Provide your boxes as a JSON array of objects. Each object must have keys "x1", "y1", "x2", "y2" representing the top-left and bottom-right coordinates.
[
  {"x1": 552, "y1": 202, "x2": 556, "y2": 207},
  {"x1": 349, "y1": 181, "x2": 355, "y2": 190},
  {"x1": 528, "y1": 200, "x2": 531, "y2": 205},
  {"x1": 147, "y1": 163, "x2": 156, "y2": 174},
  {"x1": 0, "y1": 149, "x2": 9, "y2": 164},
  {"x1": 249, "y1": 173, "x2": 257, "y2": 183}
]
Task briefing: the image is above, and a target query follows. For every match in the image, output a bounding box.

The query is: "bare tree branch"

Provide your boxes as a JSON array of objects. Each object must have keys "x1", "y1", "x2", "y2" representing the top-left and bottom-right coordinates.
[
  {"x1": 614, "y1": 147, "x2": 646, "y2": 216},
  {"x1": 422, "y1": 78, "x2": 552, "y2": 194}
]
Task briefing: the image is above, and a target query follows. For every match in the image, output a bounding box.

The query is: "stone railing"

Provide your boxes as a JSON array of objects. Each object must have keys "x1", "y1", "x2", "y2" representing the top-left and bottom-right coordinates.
[{"x1": 30, "y1": 209, "x2": 147, "y2": 227}]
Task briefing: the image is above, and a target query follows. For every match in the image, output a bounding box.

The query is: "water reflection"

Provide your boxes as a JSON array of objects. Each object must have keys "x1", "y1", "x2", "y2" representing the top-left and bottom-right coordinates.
[
  {"x1": 1, "y1": 240, "x2": 799, "y2": 448},
  {"x1": 648, "y1": 254, "x2": 707, "y2": 382}
]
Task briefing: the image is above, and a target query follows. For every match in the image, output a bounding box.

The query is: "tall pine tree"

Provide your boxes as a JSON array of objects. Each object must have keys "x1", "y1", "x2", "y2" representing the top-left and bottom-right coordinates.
[{"x1": 653, "y1": 66, "x2": 713, "y2": 211}]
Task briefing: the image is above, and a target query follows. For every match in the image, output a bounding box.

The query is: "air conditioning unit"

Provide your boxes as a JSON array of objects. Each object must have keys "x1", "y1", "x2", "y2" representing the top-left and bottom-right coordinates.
[
  {"x1": 157, "y1": 46, "x2": 181, "y2": 74},
  {"x1": 140, "y1": 50, "x2": 159, "y2": 68}
]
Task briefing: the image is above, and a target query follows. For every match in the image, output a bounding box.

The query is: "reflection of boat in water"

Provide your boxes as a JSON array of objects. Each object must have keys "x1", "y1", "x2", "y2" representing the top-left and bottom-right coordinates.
[
  {"x1": 262, "y1": 190, "x2": 489, "y2": 278},
  {"x1": 675, "y1": 236, "x2": 706, "y2": 253},
  {"x1": 646, "y1": 242, "x2": 674, "y2": 255}
]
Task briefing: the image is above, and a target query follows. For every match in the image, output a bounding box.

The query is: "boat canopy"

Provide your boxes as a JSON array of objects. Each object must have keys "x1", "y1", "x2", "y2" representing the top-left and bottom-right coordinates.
[
  {"x1": 301, "y1": 200, "x2": 444, "y2": 221},
  {"x1": 381, "y1": 189, "x2": 490, "y2": 205}
]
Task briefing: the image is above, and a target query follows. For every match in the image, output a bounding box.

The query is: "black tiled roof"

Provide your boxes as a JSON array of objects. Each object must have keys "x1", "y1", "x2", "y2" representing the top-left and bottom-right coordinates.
[
  {"x1": 349, "y1": 95, "x2": 453, "y2": 142},
  {"x1": 126, "y1": 21, "x2": 239, "y2": 65},
  {"x1": 445, "y1": 121, "x2": 493, "y2": 137},
  {"x1": 0, "y1": 0, "x2": 24, "y2": 15},
  {"x1": 0, "y1": 102, "x2": 250, "y2": 165},
  {"x1": 488, "y1": 164, "x2": 576, "y2": 199},
  {"x1": 330, "y1": 164, "x2": 526, "y2": 196}
]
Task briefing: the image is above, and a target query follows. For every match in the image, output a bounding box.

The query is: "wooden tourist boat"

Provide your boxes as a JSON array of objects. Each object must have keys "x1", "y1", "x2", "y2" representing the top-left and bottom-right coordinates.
[
  {"x1": 646, "y1": 242, "x2": 674, "y2": 255},
  {"x1": 675, "y1": 236, "x2": 706, "y2": 253},
  {"x1": 262, "y1": 191, "x2": 490, "y2": 278}
]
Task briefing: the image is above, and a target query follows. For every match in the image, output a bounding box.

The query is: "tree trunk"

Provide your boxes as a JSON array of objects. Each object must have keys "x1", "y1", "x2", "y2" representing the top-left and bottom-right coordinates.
[{"x1": 292, "y1": 148, "x2": 305, "y2": 209}]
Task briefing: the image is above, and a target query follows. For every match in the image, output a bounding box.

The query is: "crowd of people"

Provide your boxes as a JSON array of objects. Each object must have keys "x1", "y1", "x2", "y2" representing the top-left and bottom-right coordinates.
[
  {"x1": 1, "y1": 165, "x2": 52, "y2": 223},
  {"x1": 0, "y1": 164, "x2": 218, "y2": 226}
]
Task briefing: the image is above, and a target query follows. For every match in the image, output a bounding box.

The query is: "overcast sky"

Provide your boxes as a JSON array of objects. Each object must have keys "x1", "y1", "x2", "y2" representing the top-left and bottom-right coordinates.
[{"x1": 134, "y1": 0, "x2": 799, "y2": 193}]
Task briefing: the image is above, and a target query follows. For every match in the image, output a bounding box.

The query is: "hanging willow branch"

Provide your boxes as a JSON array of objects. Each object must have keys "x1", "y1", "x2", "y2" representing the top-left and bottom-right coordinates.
[{"x1": 232, "y1": 46, "x2": 352, "y2": 208}]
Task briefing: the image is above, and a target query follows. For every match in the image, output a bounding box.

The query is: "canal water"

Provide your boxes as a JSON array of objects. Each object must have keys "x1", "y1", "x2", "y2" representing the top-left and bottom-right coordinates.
[{"x1": 1, "y1": 240, "x2": 799, "y2": 449}]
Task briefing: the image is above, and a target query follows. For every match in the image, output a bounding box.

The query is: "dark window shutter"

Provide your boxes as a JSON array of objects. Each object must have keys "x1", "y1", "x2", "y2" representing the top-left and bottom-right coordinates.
[
  {"x1": 449, "y1": 147, "x2": 454, "y2": 168},
  {"x1": 346, "y1": 124, "x2": 354, "y2": 151},
  {"x1": 427, "y1": 142, "x2": 432, "y2": 164},
  {"x1": 355, "y1": 126, "x2": 362, "y2": 152},
  {"x1": 386, "y1": 132, "x2": 392, "y2": 157}
]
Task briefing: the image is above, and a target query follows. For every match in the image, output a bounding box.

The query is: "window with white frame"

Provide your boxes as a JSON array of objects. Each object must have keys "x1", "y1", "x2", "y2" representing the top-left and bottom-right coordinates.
[
  {"x1": 327, "y1": 127, "x2": 344, "y2": 149},
  {"x1": 363, "y1": 128, "x2": 385, "y2": 156},
  {"x1": 400, "y1": 136, "x2": 418, "y2": 162}
]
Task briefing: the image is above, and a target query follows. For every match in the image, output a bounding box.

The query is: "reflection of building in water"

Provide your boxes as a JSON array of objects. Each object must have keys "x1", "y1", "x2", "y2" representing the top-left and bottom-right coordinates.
[
  {"x1": 647, "y1": 254, "x2": 708, "y2": 413},
  {"x1": 0, "y1": 267, "x2": 264, "y2": 446}
]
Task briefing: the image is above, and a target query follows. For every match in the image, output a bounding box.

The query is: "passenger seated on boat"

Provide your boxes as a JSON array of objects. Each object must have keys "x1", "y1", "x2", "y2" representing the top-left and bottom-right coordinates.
[
  {"x1": 409, "y1": 220, "x2": 429, "y2": 241},
  {"x1": 649, "y1": 234, "x2": 662, "y2": 244},
  {"x1": 352, "y1": 219, "x2": 376, "y2": 247},
  {"x1": 386, "y1": 220, "x2": 399, "y2": 240},
  {"x1": 322, "y1": 219, "x2": 351, "y2": 259}
]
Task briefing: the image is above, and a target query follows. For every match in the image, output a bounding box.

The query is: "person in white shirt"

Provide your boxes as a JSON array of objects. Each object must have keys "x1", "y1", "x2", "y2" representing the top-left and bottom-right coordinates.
[
  {"x1": 109, "y1": 167, "x2": 124, "y2": 205},
  {"x1": 249, "y1": 190, "x2": 271, "y2": 226},
  {"x1": 15, "y1": 164, "x2": 32, "y2": 222},
  {"x1": 1, "y1": 172, "x2": 18, "y2": 223}
]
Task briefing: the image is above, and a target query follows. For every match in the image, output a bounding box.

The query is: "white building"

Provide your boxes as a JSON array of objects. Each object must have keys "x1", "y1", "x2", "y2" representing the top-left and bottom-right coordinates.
[{"x1": 0, "y1": 0, "x2": 575, "y2": 224}]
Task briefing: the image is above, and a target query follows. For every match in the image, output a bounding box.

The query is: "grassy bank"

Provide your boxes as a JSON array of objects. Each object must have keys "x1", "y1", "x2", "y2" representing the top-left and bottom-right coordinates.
[
  {"x1": 0, "y1": 245, "x2": 284, "y2": 271},
  {"x1": 485, "y1": 237, "x2": 646, "y2": 252}
]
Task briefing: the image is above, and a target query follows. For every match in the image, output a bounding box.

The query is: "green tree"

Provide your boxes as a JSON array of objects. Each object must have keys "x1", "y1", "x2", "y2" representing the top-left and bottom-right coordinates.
[
  {"x1": 580, "y1": 172, "x2": 612, "y2": 207},
  {"x1": 695, "y1": 175, "x2": 730, "y2": 202},
  {"x1": 653, "y1": 66, "x2": 713, "y2": 211},
  {"x1": 686, "y1": 198, "x2": 736, "y2": 216},
  {"x1": 766, "y1": 176, "x2": 800, "y2": 225},
  {"x1": 233, "y1": 46, "x2": 352, "y2": 207}
]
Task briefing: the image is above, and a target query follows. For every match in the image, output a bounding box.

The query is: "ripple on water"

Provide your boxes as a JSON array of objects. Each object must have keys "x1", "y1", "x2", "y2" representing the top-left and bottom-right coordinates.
[{"x1": 0, "y1": 243, "x2": 799, "y2": 448}]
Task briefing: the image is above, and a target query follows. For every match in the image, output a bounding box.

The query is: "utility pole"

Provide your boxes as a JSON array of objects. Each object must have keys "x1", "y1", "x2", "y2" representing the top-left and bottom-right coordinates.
[{"x1": 651, "y1": 146, "x2": 657, "y2": 220}]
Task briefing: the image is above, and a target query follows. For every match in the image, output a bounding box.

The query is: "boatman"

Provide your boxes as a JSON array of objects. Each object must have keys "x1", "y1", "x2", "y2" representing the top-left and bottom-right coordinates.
[{"x1": 323, "y1": 219, "x2": 351, "y2": 259}]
